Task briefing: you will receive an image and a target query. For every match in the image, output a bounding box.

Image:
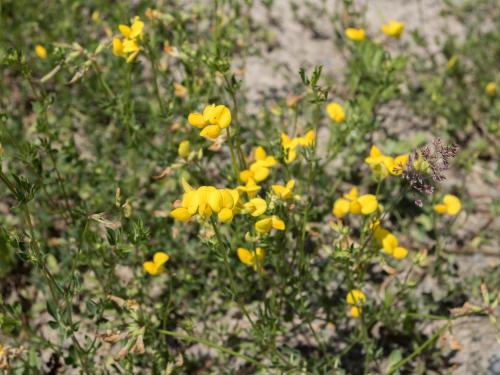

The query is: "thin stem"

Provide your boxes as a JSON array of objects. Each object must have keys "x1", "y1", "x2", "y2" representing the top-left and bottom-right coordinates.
[
  {"x1": 22, "y1": 204, "x2": 91, "y2": 373},
  {"x1": 92, "y1": 62, "x2": 115, "y2": 98},
  {"x1": 146, "y1": 43, "x2": 166, "y2": 116},
  {"x1": 223, "y1": 75, "x2": 247, "y2": 169},
  {"x1": 159, "y1": 329, "x2": 263, "y2": 368},
  {"x1": 298, "y1": 159, "x2": 314, "y2": 271},
  {"x1": 225, "y1": 128, "x2": 241, "y2": 180},
  {"x1": 48, "y1": 151, "x2": 75, "y2": 221},
  {"x1": 209, "y1": 217, "x2": 255, "y2": 327}
]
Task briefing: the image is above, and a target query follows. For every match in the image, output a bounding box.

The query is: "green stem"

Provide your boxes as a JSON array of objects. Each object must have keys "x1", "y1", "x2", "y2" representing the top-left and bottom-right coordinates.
[
  {"x1": 159, "y1": 329, "x2": 263, "y2": 368},
  {"x1": 298, "y1": 159, "x2": 314, "y2": 271},
  {"x1": 92, "y1": 62, "x2": 115, "y2": 98},
  {"x1": 226, "y1": 128, "x2": 241, "y2": 180},
  {"x1": 146, "y1": 43, "x2": 166, "y2": 116},
  {"x1": 48, "y1": 151, "x2": 75, "y2": 221},
  {"x1": 223, "y1": 75, "x2": 247, "y2": 169},
  {"x1": 209, "y1": 217, "x2": 255, "y2": 327}
]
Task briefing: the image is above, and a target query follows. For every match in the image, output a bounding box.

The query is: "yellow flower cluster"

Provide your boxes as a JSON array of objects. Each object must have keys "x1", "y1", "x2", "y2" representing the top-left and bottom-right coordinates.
[
  {"x1": 345, "y1": 20, "x2": 405, "y2": 42},
  {"x1": 113, "y1": 16, "x2": 144, "y2": 63},
  {"x1": 237, "y1": 247, "x2": 265, "y2": 272},
  {"x1": 346, "y1": 289, "x2": 366, "y2": 317},
  {"x1": 237, "y1": 178, "x2": 261, "y2": 199},
  {"x1": 332, "y1": 187, "x2": 378, "y2": 219},
  {"x1": 241, "y1": 196, "x2": 286, "y2": 234},
  {"x1": 143, "y1": 252, "x2": 169, "y2": 276},
  {"x1": 188, "y1": 104, "x2": 232, "y2": 140},
  {"x1": 433, "y1": 194, "x2": 461, "y2": 216},
  {"x1": 171, "y1": 182, "x2": 240, "y2": 223},
  {"x1": 170, "y1": 176, "x2": 286, "y2": 235},
  {"x1": 371, "y1": 220, "x2": 408, "y2": 260},
  {"x1": 240, "y1": 147, "x2": 277, "y2": 183},
  {"x1": 281, "y1": 130, "x2": 315, "y2": 163},
  {"x1": 255, "y1": 215, "x2": 285, "y2": 234},
  {"x1": 244, "y1": 197, "x2": 267, "y2": 216},
  {"x1": 365, "y1": 145, "x2": 409, "y2": 178},
  {"x1": 272, "y1": 179, "x2": 295, "y2": 200}
]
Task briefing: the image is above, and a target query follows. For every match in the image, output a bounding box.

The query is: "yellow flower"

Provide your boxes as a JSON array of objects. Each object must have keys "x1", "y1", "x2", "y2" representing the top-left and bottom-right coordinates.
[
  {"x1": 365, "y1": 145, "x2": 408, "y2": 176},
  {"x1": 392, "y1": 246, "x2": 408, "y2": 260},
  {"x1": 281, "y1": 133, "x2": 299, "y2": 163},
  {"x1": 434, "y1": 194, "x2": 461, "y2": 216},
  {"x1": 143, "y1": 252, "x2": 169, "y2": 275},
  {"x1": 244, "y1": 198, "x2": 267, "y2": 217},
  {"x1": 374, "y1": 228, "x2": 409, "y2": 260},
  {"x1": 255, "y1": 215, "x2": 285, "y2": 234},
  {"x1": 486, "y1": 82, "x2": 497, "y2": 96},
  {"x1": 281, "y1": 131, "x2": 315, "y2": 164},
  {"x1": 119, "y1": 17, "x2": 145, "y2": 40},
  {"x1": 113, "y1": 16, "x2": 144, "y2": 63},
  {"x1": 35, "y1": 44, "x2": 48, "y2": 59},
  {"x1": 350, "y1": 194, "x2": 378, "y2": 215},
  {"x1": 272, "y1": 180, "x2": 295, "y2": 200},
  {"x1": 112, "y1": 38, "x2": 125, "y2": 57},
  {"x1": 178, "y1": 140, "x2": 190, "y2": 158},
  {"x1": 350, "y1": 306, "x2": 362, "y2": 318},
  {"x1": 297, "y1": 130, "x2": 315, "y2": 147},
  {"x1": 346, "y1": 289, "x2": 366, "y2": 306},
  {"x1": 381, "y1": 20, "x2": 404, "y2": 39},
  {"x1": 171, "y1": 185, "x2": 239, "y2": 222},
  {"x1": 171, "y1": 207, "x2": 192, "y2": 222},
  {"x1": 237, "y1": 178, "x2": 261, "y2": 198},
  {"x1": 383, "y1": 154, "x2": 409, "y2": 176},
  {"x1": 237, "y1": 247, "x2": 265, "y2": 271},
  {"x1": 346, "y1": 289, "x2": 365, "y2": 317},
  {"x1": 188, "y1": 104, "x2": 231, "y2": 140},
  {"x1": 364, "y1": 145, "x2": 389, "y2": 167},
  {"x1": 345, "y1": 28, "x2": 366, "y2": 42},
  {"x1": 254, "y1": 146, "x2": 277, "y2": 167},
  {"x1": 332, "y1": 198, "x2": 350, "y2": 218},
  {"x1": 371, "y1": 221, "x2": 390, "y2": 242},
  {"x1": 240, "y1": 147, "x2": 277, "y2": 183},
  {"x1": 381, "y1": 233, "x2": 398, "y2": 254},
  {"x1": 332, "y1": 187, "x2": 378, "y2": 218},
  {"x1": 326, "y1": 102, "x2": 346, "y2": 123}
]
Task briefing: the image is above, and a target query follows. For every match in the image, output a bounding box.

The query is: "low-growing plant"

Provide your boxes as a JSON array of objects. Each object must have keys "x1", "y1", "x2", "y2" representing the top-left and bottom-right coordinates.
[{"x1": 0, "y1": 0, "x2": 498, "y2": 374}]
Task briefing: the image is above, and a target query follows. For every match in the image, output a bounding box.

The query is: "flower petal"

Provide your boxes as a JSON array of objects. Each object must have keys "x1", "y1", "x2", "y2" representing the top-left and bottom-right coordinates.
[
  {"x1": 143, "y1": 261, "x2": 158, "y2": 275},
  {"x1": 333, "y1": 198, "x2": 350, "y2": 218},
  {"x1": 218, "y1": 208, "x2": 234, "y2": 222},
  {"x1": 237, "y1": 248, "x2": 254, "y2": 266},
  {"x1": 199, "y1": 124, "x2": 221, "y2": 140},
  {"x1": 188, "y1": 113, "x2": 206, "y2": 128},
  {"x1": 153, "y1": 252, "x2": 169, "y2": 266},
  {"x1": 217, "y1": 106, "x2": 231, "y2": 128},
  {"x1": 443, "y1": 194, "x2": 461, "y2": 215},
  {"x1": 392, "y1": 246, "x2": 408, "y2": 260},
  {"x1": 271, "y1": 216, "x2": 285, "y2": 230},
  {"x1": 358, "y1": 194, "x2": 378, "y2": 215},
  {"x1": 171, "y1": 207, "x2": 192, "y2": 221}
]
